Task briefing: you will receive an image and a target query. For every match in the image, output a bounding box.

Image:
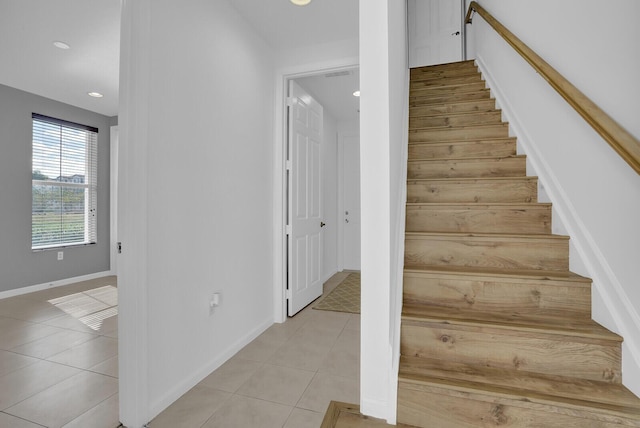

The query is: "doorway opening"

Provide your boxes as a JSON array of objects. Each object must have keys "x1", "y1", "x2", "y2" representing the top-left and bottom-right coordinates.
[{"x1": 275, "y1": 63, "x2": 361, "y2": 321}]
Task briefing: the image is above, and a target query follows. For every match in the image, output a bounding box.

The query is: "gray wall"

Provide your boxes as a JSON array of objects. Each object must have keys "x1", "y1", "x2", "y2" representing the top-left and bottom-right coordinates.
[{"x1": 0, "y1": 84, "x2": 111, "y2": 293}]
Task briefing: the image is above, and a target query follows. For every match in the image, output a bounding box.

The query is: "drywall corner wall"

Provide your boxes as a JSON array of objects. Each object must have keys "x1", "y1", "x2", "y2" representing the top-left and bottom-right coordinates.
[
  {"x1": 118, "y1": 0, "x2": 275, "y2": 425},
  {"x1": 0, "y1": 84, "x2": 111, "y2": 294},
  {"x1": 466, "y1": 0, "x2": 640, "y2": 396},
  {"x1": 359, "y1": 0, "x2": 408, "y2": 422}
]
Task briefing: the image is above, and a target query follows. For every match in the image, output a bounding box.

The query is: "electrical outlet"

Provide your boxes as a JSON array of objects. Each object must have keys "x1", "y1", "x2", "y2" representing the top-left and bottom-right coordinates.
[
  {"x1": 57, "y1": 251, "x2": 64, "y2": 261},
  {"x1": 209, "y1": 292, "x2": 221, "y2": 316}
]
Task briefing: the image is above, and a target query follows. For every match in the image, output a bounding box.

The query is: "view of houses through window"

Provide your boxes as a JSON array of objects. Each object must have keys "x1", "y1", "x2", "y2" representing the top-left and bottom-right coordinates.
[{"x1": 31, "y1": 113, "x2": 98, "y2": 249}]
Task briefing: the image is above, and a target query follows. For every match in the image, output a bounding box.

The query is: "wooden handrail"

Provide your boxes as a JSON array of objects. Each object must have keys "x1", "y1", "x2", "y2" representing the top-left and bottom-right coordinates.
[{"x1": 466, "y1": 1, "x2": 640, "y2": 175}]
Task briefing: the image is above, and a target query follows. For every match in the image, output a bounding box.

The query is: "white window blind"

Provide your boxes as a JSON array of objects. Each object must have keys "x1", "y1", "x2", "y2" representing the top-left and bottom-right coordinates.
[{"x1": 32, "y1": 113, "x2": 98, "y2": 249}]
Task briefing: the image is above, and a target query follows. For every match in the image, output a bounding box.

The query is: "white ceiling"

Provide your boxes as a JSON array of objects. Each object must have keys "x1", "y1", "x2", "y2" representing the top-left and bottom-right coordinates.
[
  {"x1": 296, "y1": 69, "x2": 360, "y2": 122},
  {"x1": 0, "y1": 0, "x2": 121, "y2": 117},
  {"x1": 0, "y1": 0, "x2": 359, "y2": 119},
  {"x1": 229, "y1": 0, "x2": 359, "y2": 51}
]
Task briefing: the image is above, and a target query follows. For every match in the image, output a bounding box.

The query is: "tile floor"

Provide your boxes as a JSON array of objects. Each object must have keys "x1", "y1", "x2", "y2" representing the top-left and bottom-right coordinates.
[
  {"x1": 150, "y1": 271, "x2": 360, "y2": 427},
  {"x1": 0, "y1": 272, "x2": 360, "y2": 428},
  {"x1": 0, "y1": 276, "x2": 119, "y2": 428}
]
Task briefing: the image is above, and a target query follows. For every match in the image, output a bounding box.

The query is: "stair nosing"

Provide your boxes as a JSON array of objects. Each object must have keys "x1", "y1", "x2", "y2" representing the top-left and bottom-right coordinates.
[
  {"x1": 409, "y1": 109, "x2": 502, "y2": 121},
  {"x1": 407, "y1": 154, "x2": 525, "y2": 163},
  {"x1": 404, "y1": 231, "x2": 567, "y2": 240},
  {"x1": 410, "y1": 122, "x2": 509, "y2": 133},
  {"x1": 405, "y1": 202, "x2": 552, "y2": 208},
  {"x1": 409, "y1": 98, "x2": 495, "y2": 109},
  {"x1": 400, "y1": 305, "x2": 622, "y2": 342},
  {"x1": 403, "y1": 265, "x2": 591, "y2": 282},
  {"x1": 408, "y1": 136, "x2": 516, "y2": 146},
  {"x1": 407, "y1": 176, "x2": 536, "y2": 183}
]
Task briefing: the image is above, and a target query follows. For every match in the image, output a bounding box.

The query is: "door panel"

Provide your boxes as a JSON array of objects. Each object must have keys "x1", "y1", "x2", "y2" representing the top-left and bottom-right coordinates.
[
  {"x1": 288, "y1": 80, "x2": 324, "y2": 316},
  {"x1": 408, "y1": 0, "x2": 464, "y2": 68}
]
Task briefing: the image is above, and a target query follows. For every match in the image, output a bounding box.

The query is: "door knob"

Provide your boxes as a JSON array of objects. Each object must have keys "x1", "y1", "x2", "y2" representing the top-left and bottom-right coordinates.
[
  {"x1": 452, "y1": 31, "x2": 461, "y2": 36},
  {"x1": 320, "y1": 222, "x2": 326, "y2": 228},
  {"x1": 345, "y1": 219, "x2": 349, "y2": 223}
]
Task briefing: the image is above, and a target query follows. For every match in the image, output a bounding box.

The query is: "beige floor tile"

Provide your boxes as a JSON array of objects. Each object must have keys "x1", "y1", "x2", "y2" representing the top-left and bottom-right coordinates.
[
  {"x1": 0, "y1": 320, "x2": 63, "y2": 350},
  {"x1": 234, "y1": 337, "x2": 283, "y2": 363},
  {"x1": 0, "y1": 412, "x2": 45, "y2": 428},
  {"x1": 89, "y1": 355, "x2": 118, "y2": 378},
  {"x1": 258, "y1": 320, "x2": 303, "y2": 344},
  {"x1": 0, "y1": 360, "x2": 81, "y2": 410},
  {"x1": 61, "y1": 393, "x2": 119, "y2": 428},
  {"x1": 236, "y1": 363, "x2": 314, "y2": 406},
  {"x1": 297, "y1": 373, "x2": 360, "y2": 413},
  {"x1": 4, "y1": 371, "x2": 118, "y2": 428},
  {"x1": 10, "y1": 329, "x2": 98, "y2": 359},
  {"x1": 268, "y1": 336, "x2": 333, "y2": 372},
  {"x1": 150, "y1": 385, "x2": 230, "y2": 428},
  {"x1": 319, "y1": 329, "x2": 360, "y2": 379},
  {"x1": 96, "y1": 313, "x2": 118, "y2": 337},
  {"x1": 82, "y1": 286, "x2": 118, "y2": 307},
  {"x1": 200, "y1": 395, "x2": 292, "y2": 428},
  {"x1": 40, "y1": 314, "x2": 102, "y2": 334},
  {"x1": 46, "y1": 336, "x2": 118, "y2": 370},
  {"x1": 284, "y1": 407, "x2": 325, "y2": 428},
  {"x1": 199, "y1": 357, "x2": 263, "y2": 393},
  {"x1": 47, "y1": 293, "x2": 110, "y2": 319},
  {"x1": 0, "y1": 298, "x2": 65, "y2": 322},
  {"x1": 0, "y1": 350, "x2": 38, "y2": 377},
  {"x1": 345, "y1": 314, "x2": 361, "y2": 332}
]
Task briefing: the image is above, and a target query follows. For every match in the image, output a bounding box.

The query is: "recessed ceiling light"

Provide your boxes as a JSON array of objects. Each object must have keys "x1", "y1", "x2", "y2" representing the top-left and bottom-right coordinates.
[
  {"x1": 88, "y1": 92, "x2": 104, "y2": 98},
  {"x1": 53, "y1": 41, "x2": 70, "y2": 50},
  {"x1": 353, "y1": 90, "x2": 361, "y2": 97},
  {"x1": 290, "y1": 0, "x2": 311, "y2": 5}
]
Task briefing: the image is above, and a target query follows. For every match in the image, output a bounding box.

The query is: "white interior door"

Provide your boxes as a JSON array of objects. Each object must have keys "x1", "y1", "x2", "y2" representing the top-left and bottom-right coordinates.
[
  {"x1": 342, "y1": 135, "x2": 360, "y2": 270},
  {"x1": 408, "y1": 0, "x2": 464, "y2": 68},
  {"x1": 288, "y1": 81, "x2": 324, "y2": 316}
]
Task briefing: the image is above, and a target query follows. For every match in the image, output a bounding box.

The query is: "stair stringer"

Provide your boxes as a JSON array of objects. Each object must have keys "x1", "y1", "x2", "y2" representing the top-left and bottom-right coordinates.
[{"x1": 475, "y1": 54, "x2": 640, "y2": 398}]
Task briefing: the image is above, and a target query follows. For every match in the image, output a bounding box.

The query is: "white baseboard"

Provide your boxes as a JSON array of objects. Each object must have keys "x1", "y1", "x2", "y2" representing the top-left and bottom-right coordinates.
[
  {"x1": 147, "y1": 317, "x2": 273, "y2": 421},
  {"x1": 476, "y1": 55, "x2": 640, "y2": 397},
  {"x1": 0, "y1": 271, "x2": 114, "y2": 300}
]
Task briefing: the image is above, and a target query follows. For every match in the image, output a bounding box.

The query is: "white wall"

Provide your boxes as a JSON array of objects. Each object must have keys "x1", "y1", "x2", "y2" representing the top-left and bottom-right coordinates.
[
  {"x1": 359, "y1": 0, "x2": 408, "y2": 422},
  {"x1": 466, "y1": 0, "x2": 640, "y2": 396},
  {"x1": 322, "y1": 109, "x2": 339, "y2": 281},
  {"x1": 118, "y1": 0, "x2": 275, "y2": 425}
]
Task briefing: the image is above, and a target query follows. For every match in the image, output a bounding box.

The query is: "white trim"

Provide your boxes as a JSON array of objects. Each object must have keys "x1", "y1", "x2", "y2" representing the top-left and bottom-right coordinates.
[
  {"x1": 110, "y1": 125, "x2": 119, "y2": 275},
  {"x1": 148, "y1": 317, "x2": 273, "y2": 420},
  {"x1": 388, "y1": 67, "x2": 410, "y2": 425},
  {"x1": 476, "y1": 54, "x2": 640, "y2": 396},
  {"x1": 0, "y1": 271, "x2": 113, "y2": 300},
  {"x1": 272, "y1": 57, "x2": 359, "y2": 324}
]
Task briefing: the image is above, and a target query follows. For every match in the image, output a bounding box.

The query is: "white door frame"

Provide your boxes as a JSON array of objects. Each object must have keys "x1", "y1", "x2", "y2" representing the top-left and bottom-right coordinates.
[
  {"x1": 109, "y1": 125, "x2": 119, "y2": 275},
  {"x1": 273, "y1": 57, "x2": 359, "y2": 323}
]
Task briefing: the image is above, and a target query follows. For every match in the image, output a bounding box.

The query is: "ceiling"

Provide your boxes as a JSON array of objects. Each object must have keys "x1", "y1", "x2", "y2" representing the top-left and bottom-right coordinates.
[
  {"x1": 0, "y1": 0, "x2": 358, "y2": 119},
  {"x1": 296, "y1": 69, "x2": 360, "y2": 122}
]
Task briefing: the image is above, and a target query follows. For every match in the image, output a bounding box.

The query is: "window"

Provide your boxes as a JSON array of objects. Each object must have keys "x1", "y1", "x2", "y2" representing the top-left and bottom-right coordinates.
[{"x1": 32, "y1": 113, "x2": 98, "y2": 249}]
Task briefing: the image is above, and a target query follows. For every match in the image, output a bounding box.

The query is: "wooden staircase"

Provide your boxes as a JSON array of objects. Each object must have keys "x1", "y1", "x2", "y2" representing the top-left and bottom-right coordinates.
[{"x1": 397, "y1": 60, "x2": 640, "y2": 427}]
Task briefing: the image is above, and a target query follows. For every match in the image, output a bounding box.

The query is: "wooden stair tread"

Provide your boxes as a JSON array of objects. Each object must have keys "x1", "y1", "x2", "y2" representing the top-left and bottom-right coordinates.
[
  {"x1": 406, "y1": 202, "x2": 552, "y2": 208},
  {"x1": 411, "y1": 60, "x2": 476, "y2": 72},
  {"x1": 408, "y1": 136, "x2": 516, "y2": 146},
  {"x1": 407, "y1": 154, "x2": 524, "y2": 163},
  {"x1": 410, "y1": 122, "x2": 508, "y2": 133},
  {"x1": 409, "y1": 98, "x2": 495, "y2": 112},
  {"x1": 409, "y1": 108, "x2": 501, "y2": 121},
  {"x1": 405, "y1": 231, "x2": 569, "y2": 240},
  {"x1": 408, "y1": 176, "x2": 536, "y2": 183},
  {"x1": 401, "y1": 303, "x2": 621, "y2": 342},
  {"x1": 403, "y1": 265, "x2": 591, "y2": 283},
  {"x1": 398, "y1": 356, "x2": 640, "y2": 419}
]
